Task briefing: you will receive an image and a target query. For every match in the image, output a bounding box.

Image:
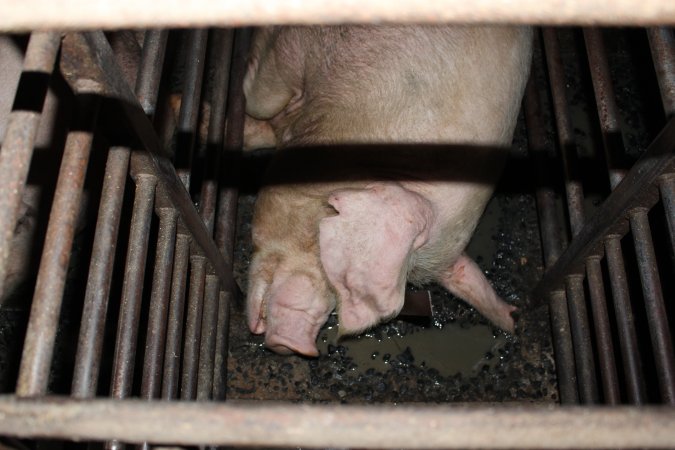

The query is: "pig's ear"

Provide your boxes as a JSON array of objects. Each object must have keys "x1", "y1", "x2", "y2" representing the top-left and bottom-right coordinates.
[
  {"x1": 319, "y1": 183, "x2": 432, "y2": 335},
  {"x1": 246, "y1": 253, "x2": 280, "y2": 335}
]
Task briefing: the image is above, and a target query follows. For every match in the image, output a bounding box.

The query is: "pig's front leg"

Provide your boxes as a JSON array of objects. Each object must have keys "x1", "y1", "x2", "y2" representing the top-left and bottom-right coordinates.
[
  {"x1": 319, "y1": 182, "x2": 433, "y2": 335},
  {"x1": 438, "y1": 253, "x2": 517, "y2": 332}
]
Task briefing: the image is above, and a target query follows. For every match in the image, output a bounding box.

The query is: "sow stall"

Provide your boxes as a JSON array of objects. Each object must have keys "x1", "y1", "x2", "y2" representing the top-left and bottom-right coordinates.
[{"x1": 0, "y1": 1, "x2": 674, "y2": 448}]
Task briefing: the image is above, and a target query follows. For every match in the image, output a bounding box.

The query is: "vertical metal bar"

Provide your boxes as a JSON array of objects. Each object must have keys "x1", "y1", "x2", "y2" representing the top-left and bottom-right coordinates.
[
  {"x1": 110, "y1": 174, "x2": 157, "y2": 400},
  {"x1": 72, "y1": 27, "x2": 168, "y2": 401},
  {"x1": 215, "y1": 28, "x2": 250, "y2": 265},
  {"x1": 542, "y1": 28, "x2": 586, "y2": 237},
  {"x1": 647, "y1": 27, "x2": 675, "y2": 118},
  {"x1": 71, "y1": 146, "x2": 130, "y2": 398},
  {"x1": 0, "y1": 32, "x2": 60, "y2": 299},
  {"x1": 199, "y1": 29, "x2": 234, "y2": 235},
  {"x1": 585, "y1": 257, "x2": 621, "y2": 404},
  {"x1": 581, "y1": 27, "x2": 624, "y2": 404},
  {"x1": 135, "y1": 30, "x2": 169, "y2": 117},
  {"x1": 213, "y1": 290, "x2": 231, "y2": 401},
  {"x1": 565, "y1": 276, "x2": 599, "y2": 403},
  {"x1": 549, "y1": 290, "x2": 580, "y2": 404},
  {"x1": 605, "y1": 235, "x2": 647, "y2": 404},
  {"x1": 583, "y1": 28, "x2": 629, "y2": 189},
  {"x1": 543, "y1": 28, "x2": 599, "y2": 403},
  {"x1": 161, "y1": 233, "x2": 190, "y2": 400},
  {"x1": 175, "y1": 29, "x2": 208, "y2": 190},
  {"x1": 629, "y1": 208, "x2": 675, "y2": 404},
  {"x1": 16, "y1": 94, "x2": 100, "y2": 396},
  {"x1": 140, "y1": 208, "x2": 178, "y2": 401},
  {"x1": 197, "y1": 274, "x2": 220, "y2": 400},
  {"x1": 181, "y1": 256, "x2": 206, "y2": 400},
  {"x1": 660, "y1": 175, "x2": 675, "y2": 259}
]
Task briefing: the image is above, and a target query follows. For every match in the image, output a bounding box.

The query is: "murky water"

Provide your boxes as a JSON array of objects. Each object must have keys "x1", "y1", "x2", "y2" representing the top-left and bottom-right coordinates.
[{"x1": 317, "y1": 322, "x2": 506, "y2": 377}]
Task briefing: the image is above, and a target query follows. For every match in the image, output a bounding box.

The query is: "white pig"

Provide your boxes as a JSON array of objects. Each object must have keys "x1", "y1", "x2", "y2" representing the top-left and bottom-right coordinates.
[{"x1": 243, "y1": 26, "x2": 532, "y2": 356}]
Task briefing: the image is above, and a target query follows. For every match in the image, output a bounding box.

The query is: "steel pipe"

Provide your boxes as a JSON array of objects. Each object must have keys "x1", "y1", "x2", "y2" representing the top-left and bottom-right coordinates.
[
  {"x1": 1, "y1": 0, "x2": 675, "y2": 31},
  {"x1": 1, "y1": 397, "x2": 675, "y2": 449}
]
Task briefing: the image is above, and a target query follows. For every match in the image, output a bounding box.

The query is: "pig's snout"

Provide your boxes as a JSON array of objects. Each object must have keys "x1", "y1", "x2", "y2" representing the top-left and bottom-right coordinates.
[{"x1": 246, "y1": 270, "x2": 333, "y2": 357}]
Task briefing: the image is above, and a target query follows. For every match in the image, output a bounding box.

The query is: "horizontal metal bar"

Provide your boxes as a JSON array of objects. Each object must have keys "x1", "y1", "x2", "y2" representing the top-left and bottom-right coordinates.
[
  {"x1": 0, "y1": 0, "x2": 675, "y2": 31},
  {"x1": 0, "y1": 397, "x2": 674, "y2": 448},
  {"x1": 531, "y1": 117, "x2": 675, "y2": 302}
]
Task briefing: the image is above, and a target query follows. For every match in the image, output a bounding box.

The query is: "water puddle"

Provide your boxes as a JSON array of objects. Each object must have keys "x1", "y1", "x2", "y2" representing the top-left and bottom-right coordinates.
[{"x1": 317, "y1": 322, "x2": 506, "y2": 377}]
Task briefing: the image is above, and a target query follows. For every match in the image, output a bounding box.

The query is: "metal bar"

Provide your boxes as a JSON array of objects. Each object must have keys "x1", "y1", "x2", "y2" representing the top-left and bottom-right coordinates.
[
  {"x1": 542, "y1": 28, "x2": 585, "y2": 237},
  {"x1": 199, "y1": 28, "x2": 234, "y2": 235},
  {"x1": 140, "y1": 208, "x2": 178, "y2": 401},
  {"x1": 109, "y1": 174, "x2": 157, "y2": 400},
  {"x1": 629, "y1": 208, "x2": 675, "y2": 404},
  {"x1": 197, "y1": 274, "x2": 219, "y2": 400},
  {"x1": 71, "y1": 146, "x2": 130, "y2": 398},
  {"x1": 0, "y1": 32, "x2": 60, "y2": 299},
  {"x1": 74, "y1": 31, "x2": 234, "y2": 293},
  {"x1": 16, "y1": 94, "x2": 100, "y2": 396},
  {"x1": 660, "y1": 175, "x2": 675, "y2": 259},
  {"x1": 548, "y1": 291, "x2": 579, "y2": 404},
  {"x1": 531, "y1": 117, "x2": 675, "y2": 300},
  {"x1": 175, "y1": 29, "x2": 208, "y2": 189},
  {"x1": 181, "y1": 256, "x2": 206, "y2": 400},
  {"x1": 565, "y1": 276, "x2": 599, "y2": 403},
  {"x1": 161, "y1": 233, "x2": 190, "y2": 400},
  {"x1": 524, "y1": 74, "x2": 565, "y2": 268},
  {"x1": 2, "y1": 0, "x2": 675, "y2": 31},
  {"x1": 2, "y1": 397, "x2": 675, "y2": 449},
  {"x1": 647, "y1": 27, "x2": 675, "y2": 118},
  {"x1": 215, "y1": 28, "x2": 249, "y2": 267},
  {"x1": 135, "y1": 30, "x2": 169, "y2": 117},
  {"x1": 605, "y1": 235, "x2": 647, "y2": 404},
  {"x1": 212, "y1": 290, "x2": 231, "y2": 401},
  {"x1": 585, "y1": 257, "x2": 620, "y2": 404},
  {"x1": 583, "y1": 27, "x2": 629, "y2": 189}
]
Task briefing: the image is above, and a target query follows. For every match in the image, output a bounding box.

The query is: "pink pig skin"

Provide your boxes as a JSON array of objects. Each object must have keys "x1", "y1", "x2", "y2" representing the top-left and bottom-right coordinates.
[{"x1": 243, "y1": 26, "x2": 533, "y2": 356}]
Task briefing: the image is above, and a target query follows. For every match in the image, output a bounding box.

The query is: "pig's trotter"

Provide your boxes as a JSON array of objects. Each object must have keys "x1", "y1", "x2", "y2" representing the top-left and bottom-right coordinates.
[
  {"x1": 319, "y1": 182, "x2": 433, "y2": 335},
  {"x1": 438, "y1": 253, "x2": 517, "y2": 333}
]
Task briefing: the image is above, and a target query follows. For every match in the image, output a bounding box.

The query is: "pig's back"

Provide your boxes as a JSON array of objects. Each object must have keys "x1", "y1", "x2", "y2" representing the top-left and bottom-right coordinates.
[{"x1": 266, "y1": 26, "x2": 532, "y2": 147}]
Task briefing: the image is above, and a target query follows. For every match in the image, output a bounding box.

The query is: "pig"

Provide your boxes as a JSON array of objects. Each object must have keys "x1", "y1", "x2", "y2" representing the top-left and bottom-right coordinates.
[{"x1": 243, "y1": 26, "x2": 533, "y2": 356}]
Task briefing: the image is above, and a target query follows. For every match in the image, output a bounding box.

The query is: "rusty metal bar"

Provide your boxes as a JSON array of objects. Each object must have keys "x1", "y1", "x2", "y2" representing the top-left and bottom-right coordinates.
[
  {"x1": 647, "y1": 28, "x2": 675, "y2": 118},
  {"x1": 212, "y1": 290, "x2": 231, "y2": 401},
  {"x1": 629, "y1": 208, "x2": 675, "y2": 404},
  {"x1": 548, "y1": 291, "x2": 579, "y2": 404},
  {"x1": 140, "y1": 208, "x2": 178, "y2": 401},
  {"x1": 524, "y1": 75, "x2": 577, "y2": 404},
  {"x1": 531, "y1": 117, "x2": 675, "y2": 300},
  {"x1": 565, "y1": 276, "x2": 599, "y2": 403},
  {"x1": 66, "y1": 31, "x2": 233, "y2": 292},
  {"x1": 583, "y1": 28, "x2": 629, "y2": 189},
  {"x1": 660, "y1": 175, "x2": 675, "y2": 258},
  {"x1": 197, "y1": 274, "x2": 220, "y2": 400},
  {"x1": 135, "y1": 30, "x2": 169, "y2": 117},
  {"x1": 16, "y1": 94, "x2": 100, "y2": 396},
  {"x1": 0, "y1": 32, "x2": 60, "y2": 299},
  {"x1": 199, "y1": 29, "x2": 234, "y2": 235},
  {"x1": 585, "y1": 257, "x2": 620, "y2": 404},
  {"x1": 215, "y1": 28, "x2": 249, "y2": 266},
  {"x1": 161, "y1": 233, "x2": 190, "y2": 400},
  {"x1": 2, "y1": 397, "x2": 675, "y2": 449},
  {"x1": 110, "y1": 174, "x2": 157, "y2": 400},
  {"x1": 543, "y1": 28, "x2": 600, "y2": 404},
  {"x1": 605, "y1": 235, "x2": 647, "y2": 404},
  {"x1": 175, "y1": 29, "x2": 208, "y2": 189},
  {"x1": 71, "y1": 146, "x2": 130, "y2": 398},
  {"x1": 71, "y1": 27, "x2": 168, "y2": 400},
  {"x1": 181, "y1": 256, "x2": 206, "y2": 400},
  {"x1": 542, "y1": 28, "x2": 585, "y2": 237},
  {"x1": 2, "y1": 0, "x2": 675, "y2": 31}
]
